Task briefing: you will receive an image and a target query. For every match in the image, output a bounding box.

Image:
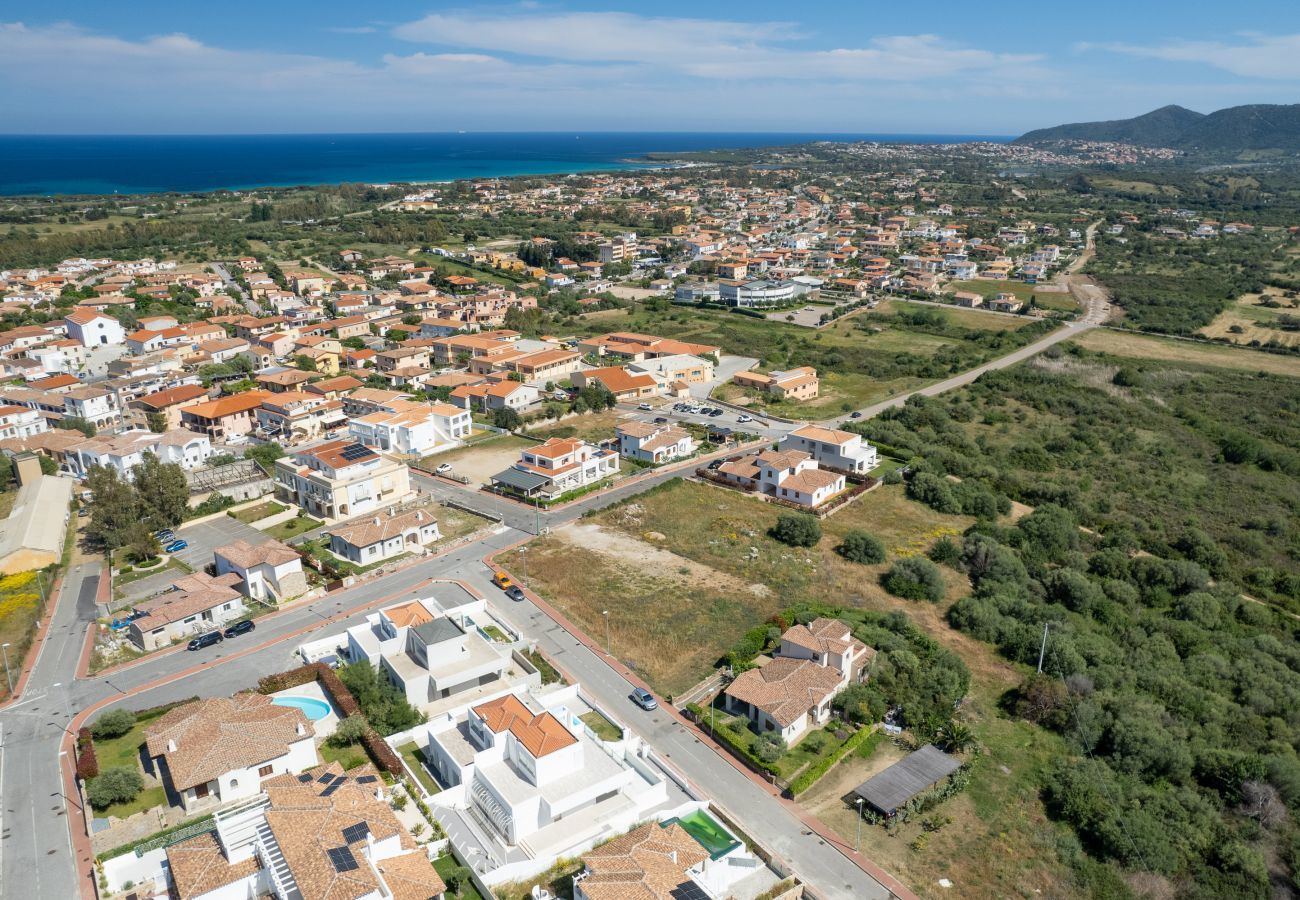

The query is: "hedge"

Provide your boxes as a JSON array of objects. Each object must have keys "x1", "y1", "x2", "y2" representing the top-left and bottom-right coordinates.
[
  {"x1": 76, "y1": 727, "x2": 99, "y2": 780},
  {"x1": 362, "y1": 728, "x2": 404, "y2": 777},
  {"x1": 257, "y1": 663, "x2": 362, "y2": 718},
  {"x1": 789, "y1": 726, "x2": 882, "y2": 796},
  {"x1": 685, "y1": 703, "x2": 781, "y2": 779}
]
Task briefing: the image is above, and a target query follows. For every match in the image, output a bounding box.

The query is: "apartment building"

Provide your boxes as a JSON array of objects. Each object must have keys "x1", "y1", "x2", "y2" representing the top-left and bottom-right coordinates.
[
  {"x1": 180, "y1": 391, "x2": 273, "y2": 442},
  {"x1": 489, "y1": 437, "x2": 620, "y2": 500},
  {"x1": 349, "y1": 399, "x2": 471, "y2": 457},
  {"x1": 779, "y1": 424, "x2": 879, "y2": 474},
  {"x1": 732, "y1": 365, "x2": 820, "y2": 401},
  {"x1": 274, "y1": 439, "x2": 412, "y2": 520}
]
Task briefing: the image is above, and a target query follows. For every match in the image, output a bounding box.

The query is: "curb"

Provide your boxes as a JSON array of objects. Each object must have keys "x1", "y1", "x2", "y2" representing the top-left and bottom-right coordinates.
[{"x1": 0, "y1": 568, "x2": 65, "y2": 709}]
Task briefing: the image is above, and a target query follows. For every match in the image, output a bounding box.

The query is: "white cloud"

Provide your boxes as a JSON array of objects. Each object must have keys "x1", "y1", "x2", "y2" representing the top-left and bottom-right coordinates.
[{"x1": 1093, "y1": 33, "x2": 1300, "y2": 80}]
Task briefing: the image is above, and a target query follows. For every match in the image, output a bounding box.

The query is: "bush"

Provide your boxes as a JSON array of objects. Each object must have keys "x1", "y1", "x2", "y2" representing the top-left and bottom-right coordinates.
[
  {"x1": 329, "y1": 715, "x2": 370, "y2": 748},
  {"x1": 770, "y1": 512, "x2": 821, "y2": 548},
  {"x1": 362, "y1": 728, "x2": 405, "y2": 776},
  {"x1": 790, "y1": 727, "x2": 881, "y2": 796},
  {"x1": 86, "y1": 767, "x2": 144, "y2": 810},
  {"x1": 928, "y1": 536, "x2": 962, "y2": 567},
  {"x1": 76, "y1": 727, "x2": 99, "y2": 780},
  {"x1": 753, "y1": 732, "x2": 786, "y2": 763},
  {"x1": 881, "y1": 556, "x2": 946, "y2": 602},
  {"x1": 91, "y1": 708, "x2": 137, "y2": 740},
  {"x1": 836, "y1": 530, "x2": 886, "y2": 565}
]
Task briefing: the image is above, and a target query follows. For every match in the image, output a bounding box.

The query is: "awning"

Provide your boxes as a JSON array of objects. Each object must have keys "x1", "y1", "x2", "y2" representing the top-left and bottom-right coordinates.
[{"x1": 488, "y1": 467, "x2": 551, "y2": 494}]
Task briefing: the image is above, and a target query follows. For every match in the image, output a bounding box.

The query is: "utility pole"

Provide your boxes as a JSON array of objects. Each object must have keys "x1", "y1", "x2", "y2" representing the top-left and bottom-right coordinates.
[
  {"x1": 1037, "y1": 622, "x2": 1054, "y2": 674},
  {"x1": 855, "y1": 797, "x2": 865, "y2": 852},
  {"x1": 602, "y1": 610, "x2": 610, "y2": 655},
  {"x1": 1, "y1": 642, "x2": 12, "y2": 694}
]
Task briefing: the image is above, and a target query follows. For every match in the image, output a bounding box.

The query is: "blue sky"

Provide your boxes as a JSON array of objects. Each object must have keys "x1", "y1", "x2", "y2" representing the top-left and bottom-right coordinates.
[{"x1": 2, "y1": 1, "x2": 1298, "y2": 134}]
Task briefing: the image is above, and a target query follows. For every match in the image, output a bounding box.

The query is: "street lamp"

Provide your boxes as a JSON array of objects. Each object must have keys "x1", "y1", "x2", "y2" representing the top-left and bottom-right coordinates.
[
  {"x1": 1, "y1": 642, "x2": 12, "y2": 694},
  {"x1": 518, "y1": 546, "x2": 528, "y2": 585},
  {"x1": 855, "y1": 797, "x2": 865, "y2": 852},
  {"x1": 601, "y1": 610, "x2": 610, "y2": 655}
]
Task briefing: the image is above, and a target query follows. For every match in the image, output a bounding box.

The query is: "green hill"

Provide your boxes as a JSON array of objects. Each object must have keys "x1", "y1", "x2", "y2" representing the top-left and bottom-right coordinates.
[{"x1": 1015, "y1": 103, "x2": 1300, "y2": 154}]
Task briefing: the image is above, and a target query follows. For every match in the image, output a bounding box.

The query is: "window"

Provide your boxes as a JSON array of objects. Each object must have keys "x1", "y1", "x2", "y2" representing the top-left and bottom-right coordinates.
[{"x1": 259, "y1": 764, "x2": 273, "y2": 777}]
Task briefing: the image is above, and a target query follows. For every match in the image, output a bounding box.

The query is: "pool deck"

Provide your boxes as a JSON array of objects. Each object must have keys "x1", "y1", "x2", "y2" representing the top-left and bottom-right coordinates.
[{"x1": 271, "y1": 681, "x2": 340, "y2": 738}]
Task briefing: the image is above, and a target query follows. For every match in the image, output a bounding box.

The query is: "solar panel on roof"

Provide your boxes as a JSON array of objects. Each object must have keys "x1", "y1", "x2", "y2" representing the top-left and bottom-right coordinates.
[
  {"x1": 298, "y1": 773, "x2": 313, "y2": 783},
  {"x1": 339, "y1": 442, "x2": 372, "y2": 461},
  {"x1": 341, "y1": 823, "x2": 369, "y2": 844},
  {"x1": 669, "y1": 880, "x2": 712, "y2": 900},
  {"x1": 326, "y1": 846, "x2": 359, "y2": 873},
  {"x1": 356, "y1": 775, "x2": 377, "y2": 784},
  {"x1": 317, "y1": 772, "x2": 335, "y2": 784},
  {"x1": 321, "y1": 780, "x2": 343, "y2": 797}
]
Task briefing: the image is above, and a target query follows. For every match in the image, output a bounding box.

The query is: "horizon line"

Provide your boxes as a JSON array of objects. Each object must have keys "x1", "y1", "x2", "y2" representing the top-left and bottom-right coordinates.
[{"x1": 0, "y1": 130, "x2": 1019, "y2": 139}]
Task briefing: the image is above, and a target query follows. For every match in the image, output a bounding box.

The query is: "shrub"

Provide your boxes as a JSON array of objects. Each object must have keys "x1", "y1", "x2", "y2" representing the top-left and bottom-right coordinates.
[
  {"x1": 91, "y1": 708, "x2": 137, "y2": 740},
  {"x1": 362, "y1": 728, "x2": 404, "y2": 776},
  {"x1": 836, "y1": 530, "x2": 886, "y2": 565},
  {"x1": 770, "y1": 512, "x2": 821, "y2": 548},
  {"x1": 76, "y1": 727, "x2": 99, "y2": 780},
  {"x1": 753, "y1": 732, "x2": 787, "y2": 763},
  {"x1": 789, "y1": 727, "x2": 882, "y2": 796},
  {"x1": 881, "y1": 556, "x2": 946, "y2": 602},
  {"x1": 329, "y1": 715, "x2": 370, "y2": 748},
  {"x1": 928, "y1": 536, "x2": 962, "y2": 567},
  {"x1": 86, "y1": 767, "x2": 144, "y2": 810}
]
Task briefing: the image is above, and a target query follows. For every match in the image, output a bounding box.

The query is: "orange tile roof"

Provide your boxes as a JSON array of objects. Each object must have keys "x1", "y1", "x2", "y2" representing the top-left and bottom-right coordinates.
[{"x1": 473, "y1": 694, "x2": 576, "y2": 758}]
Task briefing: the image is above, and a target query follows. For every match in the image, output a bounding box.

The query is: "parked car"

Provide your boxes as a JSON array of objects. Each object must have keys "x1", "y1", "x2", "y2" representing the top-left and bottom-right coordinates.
[
  {"x1": 737, "y1": 414, "x2": 753, "y2": 423},
  {"x1": 164, "y1": 539, "x2": 189, "y2": 553},
  {"x1": 187, "y1": 631, "x2": 224, "y2": 651},
  {"x1": 505, "y1": 586, "x2": 526, "y2": 602},
  {"x1": 637, "y1": 402, "x2": 653, "y2": 411},
  {"x1": 630, "y1": 688, "x2": 658, "y2": 711},
  {"x1": 653, "y1": 416, "x2": 669, "y2": 425},
  {"x1": 78, "y1": 507, "x2": 90, "y2": 518},
  {"x1": 492, "y1": 571, "x2": 514, "y2": 590},
  {"x1": 154, "y1": 529, "x2": 174, "y2": 540},
  {"x1": 707, "y1": 459, "x2": 724, "y2": 470},
  {"x1": 223, "y1": 620, "x2": 256, "y2": 638},
  {"x1": 434, "y1": 463, "x2": 453, "y2": 476},
  {"x1": 708, "y1": 409, "x2": 724, "y2": 418},
  {"x1": 849, "y1": 411, "x2": 863, "y2": 419}
]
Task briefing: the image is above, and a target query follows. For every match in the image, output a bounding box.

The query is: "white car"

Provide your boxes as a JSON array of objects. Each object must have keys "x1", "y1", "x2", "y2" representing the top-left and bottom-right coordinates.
[
  {"x1": 637, "y1": 402, "x2": 653, "y2": 411},
  {"x1": 737, "y1": 414, "x2": 753, "y2": 423},
  {"x1": 435, "y1": 463, "x2": 453, "y2": 476}
]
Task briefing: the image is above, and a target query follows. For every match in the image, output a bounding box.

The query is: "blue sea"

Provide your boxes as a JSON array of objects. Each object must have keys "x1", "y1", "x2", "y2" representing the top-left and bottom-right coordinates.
[{"x1": 0, "y1": 132, "x2": 1011, "y2": 197}]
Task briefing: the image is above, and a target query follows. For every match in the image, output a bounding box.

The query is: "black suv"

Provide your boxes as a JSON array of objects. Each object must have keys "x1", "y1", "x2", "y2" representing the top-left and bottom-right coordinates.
[
  {"x1": 223, "y1": 620, "x2": 256, "y2": 639},
  {"x1": 187, "y1": 631, "x2": 224, "y2": 651}
]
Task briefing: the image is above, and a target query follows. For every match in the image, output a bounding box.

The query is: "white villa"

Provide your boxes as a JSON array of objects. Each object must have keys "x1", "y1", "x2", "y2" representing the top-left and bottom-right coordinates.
[
  {"x1": 489, "y1": 437, "x2": 619, "y2": 500},
  {"x1": 349, "y1": 398, "x2": 472, "y2": 458},
  {"x1": 327, "y1": 508, "x2": 441, "y2": 565},
  {"x1": 616, "y1": 421, "x2": 697, "y2": 465},
  {"x1": 716, "y1": 448, "x2": 846, "y2": 509},
  {"x1": 779, "y1": 424, "x2": 878, "y2": 475}
]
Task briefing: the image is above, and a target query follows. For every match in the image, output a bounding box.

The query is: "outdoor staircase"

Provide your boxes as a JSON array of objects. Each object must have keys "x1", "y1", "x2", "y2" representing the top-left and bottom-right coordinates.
[{"x1": 255, "y1": 820, "x2": 300, "y2": 900}]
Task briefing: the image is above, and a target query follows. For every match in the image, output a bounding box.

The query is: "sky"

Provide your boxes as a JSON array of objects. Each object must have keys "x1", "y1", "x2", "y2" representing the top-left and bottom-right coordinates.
[{"x1": 2, "y1": 1, "x2": 1299, "y2": 135}]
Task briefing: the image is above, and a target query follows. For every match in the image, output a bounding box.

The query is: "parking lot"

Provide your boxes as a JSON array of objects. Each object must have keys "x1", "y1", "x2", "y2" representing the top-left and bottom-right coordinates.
[{"x1": 172, "y1": 515, "x2": 278, "y2": 569}]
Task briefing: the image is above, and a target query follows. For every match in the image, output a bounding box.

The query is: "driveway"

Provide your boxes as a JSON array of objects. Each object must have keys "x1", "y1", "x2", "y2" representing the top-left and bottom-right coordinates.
[
  {"x1": 173, "y1": 515, "x2": 277, "y2": 570},
  {"x1": 692, "y1": 354, "x2": 757, "y2": 400}
]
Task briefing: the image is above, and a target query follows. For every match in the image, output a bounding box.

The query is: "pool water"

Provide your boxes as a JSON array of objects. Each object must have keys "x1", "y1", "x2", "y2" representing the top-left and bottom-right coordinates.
[
  {"x1": 272, "y1": 695, "x2": 332, "y2": 722},
  {"x1": 663, "y1": 810, "x2": 740, "y2": 860}
]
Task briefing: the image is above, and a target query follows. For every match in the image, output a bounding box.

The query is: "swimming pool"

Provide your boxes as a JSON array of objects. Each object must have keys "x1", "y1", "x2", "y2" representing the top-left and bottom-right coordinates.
[
  {"x1": 663, "y1": 809, "x2": 740, "y2": 860},
  {"x1": 272, "y1": 695, "x2": 332, "y2": 722}
]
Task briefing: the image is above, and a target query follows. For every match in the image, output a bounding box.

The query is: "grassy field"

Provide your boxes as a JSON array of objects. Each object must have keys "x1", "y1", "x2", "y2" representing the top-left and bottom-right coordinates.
[
  {"x1": 526, "y1": 409, "x2": 627, "y2": 445},
  {"x1": 519, "y1": 477, "x2": 1082, "y2": 894},
  {"x1": 318, "y1": 740, "x2": 370, "y2": 772},
  {"x1": 90, "y1": 708, "x2": 172, "y2": 819},
  {"x1": 1070, "y1": 328, "x2": 1300, "y2": 378},
  {"x1": 265, "y1": 514, "x2": 322, "y2": 541},
  {"x1": 579, "y1": 710, "x2": 623, "y2": 742},
  {"x1": 945, "y1": 280, "x2": 1066, "y2": 309},
  {"x1": 396, "y1": 742, "x2": 441, "y2": 794},
  {"x1": 1199, "y1": 287, "x2": 1300, "y2": 348},
  {"x1": 0, "y1": 571, "x2": 49, "y2": 701},
  {"x1": 434, "y1": 503, "x2": 496, "y2": 542},
  {"x1": 228, "y1": 500, "x2": 286, "y2": 524}
]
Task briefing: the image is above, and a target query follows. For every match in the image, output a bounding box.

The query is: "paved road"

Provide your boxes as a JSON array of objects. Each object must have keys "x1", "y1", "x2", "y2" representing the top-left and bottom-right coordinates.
[
  {"x1": 0, "y1": 563, "x2": 101, "y2": 900},
  {"x1": 210, "y1": 261, "x2": 261, "y2": 315}
]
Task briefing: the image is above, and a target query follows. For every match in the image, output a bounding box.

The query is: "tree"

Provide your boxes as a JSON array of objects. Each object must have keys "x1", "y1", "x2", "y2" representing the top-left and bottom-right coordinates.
[
  {"x1": 833, "y1": 682, "x2": 885, "y2": 725},
  {"x1": 245, "y1": 442, "x2": 285, "y2": 472},
  {"x1": 56, "y1": 417, "x2": 96, "y2": 438},
  {"x1": 836, "y1": 530, "x2": 885, "y2": 565},
  {"x1": 881, "y1": 556, "x2": 946, "y2": 602},
  {"x1": 387, "y1": 328, "x2": 410, "y2": 343},
  {"x1": 91, "y1": 709, "x2": 137, "y2": 740},
  {"x1": 86, "y1": 767, "x2": 143, "y2": 810},
  {"x1": 85, "y1": 465, "x2": 140, "y2": 550},
  {"x1": 492, "y1": 407, "x2": 522, "y2": 431},
  {"x1": 125, "y1": 524, "x2": 161, "y2": 563},
  {"x1": 329, "y1": 715, "x2": 370, "y2": 748},
  {"x1": 337, "y1": 661, "x2": 426, "y2": 735},
  {"x1": 145, "y1": 411, "x2": 168, "y2": 433},
  {"x1": 293, "y1": 354, "x2": 317, "y2": 372},
  {"x1": 132, "y1": 453, "x2": 189, "y2": 529},
  {"x1": 770, "y1": 512, "x2": 821, "y2": 548},
  {"x1": 941, "y1": 721, "x2": 976, "y2": 753},
  {"x1": 753, "y1": 732, "x2": 786, "y2": 763}
]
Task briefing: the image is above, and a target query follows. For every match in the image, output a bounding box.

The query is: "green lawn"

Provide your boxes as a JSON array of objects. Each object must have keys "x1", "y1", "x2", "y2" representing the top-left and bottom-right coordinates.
[
  {"x1": 482, "y1": 624, "x2": 509, "y2": 643},
  {"x1": 579, "y1": 710, "x2": 623, "y2": 742},
  {"x1": 96, "y1": 784, "x2": 167, "y2": 820},
  {"x1": 92, "y1": 709, "x2": 169, "y2": 771},
  {"x1": 318, "y1": 740, "x2": 369, "y2": 772},
  {"x1": 114, "y1": 556, "x2": 191, "y2": 590},
  {"x1": 228, "y1": 500, "x2": 286, "y2": 524},
  {"x1": 396, "y1": 742, "x2": 441, "y2": 795},
  {"x1": 265, "y1": 514, "x2": 322, "y2": 541},
  {"x1": 868, "y1": 456, "x2": 907, "y2": 478},
  {"x1": 434, "y1": 852, "x2": 486, "y2": 900}
]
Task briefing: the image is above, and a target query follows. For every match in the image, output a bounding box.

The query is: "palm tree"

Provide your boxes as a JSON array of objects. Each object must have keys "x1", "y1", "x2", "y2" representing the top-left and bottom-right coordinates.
[{"x1": 941, "y1": 722, "x2": 976, "y2": 754}]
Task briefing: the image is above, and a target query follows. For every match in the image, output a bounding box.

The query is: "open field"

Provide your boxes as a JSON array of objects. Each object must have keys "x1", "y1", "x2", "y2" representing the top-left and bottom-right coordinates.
[
  {"x1": 0, "y1": 570, "x2": 49, "y2": 701},
  {"x1": 945, "y1": 279, "x2": 1068, "y2": 310},
  {"x1": 423, "y1": 433, "x2": 534, "y2": 486},
  {"x1": 526, "y1": 409, "x2": 629, "y2": 445},
  {"x1": 1070, "y1": 328, "x2": 1300, "y2": 377},
  {"x1": 520, "y1": 478, "x2": 1081, "y2": 893},
  {"x1": 1199, "y1": 287, "x2": 1300, "y2": 347}
]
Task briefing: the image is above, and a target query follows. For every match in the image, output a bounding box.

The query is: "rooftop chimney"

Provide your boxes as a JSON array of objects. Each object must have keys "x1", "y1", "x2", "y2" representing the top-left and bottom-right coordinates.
[
  {"x1": 373, "y1": 516, "x2": 381, "y2": 526},
  {"x1": 167, "y1": 739, "x2": 177, "y2": 753},
  {"x1": 415, "y1": 511, "x2": 423, "y2": 522}
]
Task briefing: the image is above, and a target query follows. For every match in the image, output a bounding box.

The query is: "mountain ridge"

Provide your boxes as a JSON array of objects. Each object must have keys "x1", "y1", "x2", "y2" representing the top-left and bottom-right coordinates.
[{"x1": 1015, "y1": 103, "x2": 1300, "y2": 153}]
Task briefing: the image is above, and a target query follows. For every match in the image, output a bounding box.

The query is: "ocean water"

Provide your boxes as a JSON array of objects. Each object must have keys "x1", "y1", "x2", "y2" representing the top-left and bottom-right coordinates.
[{"x1": 0, "y1": 132, "x2": 1011, "y2": 197}]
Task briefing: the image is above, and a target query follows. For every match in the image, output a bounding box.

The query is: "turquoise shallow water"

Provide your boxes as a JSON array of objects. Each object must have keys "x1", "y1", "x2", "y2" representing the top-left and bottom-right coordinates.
[{"x1": 0, "y1": 131, "x2": 1011, "y2": 196}]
